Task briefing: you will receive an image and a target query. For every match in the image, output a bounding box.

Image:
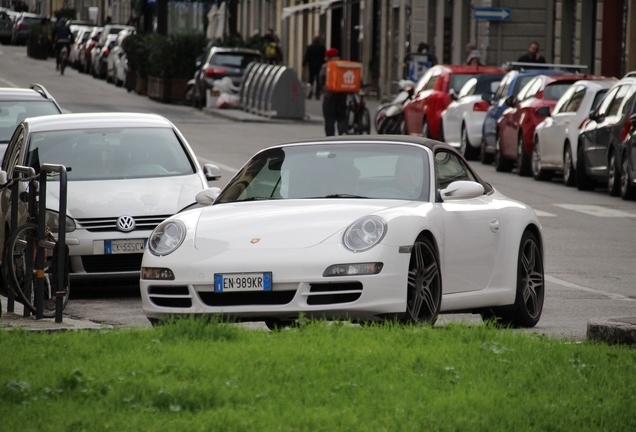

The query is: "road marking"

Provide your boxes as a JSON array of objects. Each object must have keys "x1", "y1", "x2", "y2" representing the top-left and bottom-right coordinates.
[
  {"x1": 533, "y1": 210, "x2": 557, "y2": 217},
  {"x1": 545, "y1": 275, "x2": 635, "y2": 302},
  {"x1": 0, "y1": 77, "x2": 19, "y2": 87},
  {"x1": 197, "y1": 156, "x2": 239, "y2": 173},
  {"x1": 554, "y1": 204, "x2": 636, "y2": 217}
]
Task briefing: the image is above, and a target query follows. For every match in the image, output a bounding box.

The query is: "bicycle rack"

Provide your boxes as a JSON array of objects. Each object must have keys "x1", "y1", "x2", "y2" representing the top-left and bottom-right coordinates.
[{"x1": 7, "y1": 164, "x2": 69, "y2": 322}]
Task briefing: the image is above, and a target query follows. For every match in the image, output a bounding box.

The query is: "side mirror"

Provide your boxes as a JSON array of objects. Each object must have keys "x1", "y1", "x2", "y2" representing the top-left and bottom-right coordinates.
[
  {"x1": 440, "y1": 181, "x2": 485, "y2": 201},
  {"x1": 504, "y1": 95, "x2": 518, "y2": 107},
  {"x1": 536, "y1": 106, "x2": 550, "y2": 117},
  {"x1": 203, "y1": 163, "x2": 222, "y2": 181},
  {"x1": 481, "y1": 93, "x2": 494, "y2": 103},
  {"x1": 195, "y1": 187, "x2": 221, "y2": 206}
]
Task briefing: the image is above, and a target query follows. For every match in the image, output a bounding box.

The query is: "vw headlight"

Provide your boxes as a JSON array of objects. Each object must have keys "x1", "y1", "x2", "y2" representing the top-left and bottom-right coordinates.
[
  {"x1": 45, "y1": 210, "x2": 76, "y2": 233},
  {"x1": 343, "y1": 216, "x2": 387, "y2": 252},
  {"x1": 149, "y1": 220, "x2": 186, "y2": 256}
]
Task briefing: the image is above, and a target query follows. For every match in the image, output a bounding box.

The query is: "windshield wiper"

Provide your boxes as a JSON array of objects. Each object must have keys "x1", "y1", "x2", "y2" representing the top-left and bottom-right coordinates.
[
  {"x1": 234, "y1": 197, "x2": 276, "y2": 202},
  {"x1": 321, "y1": 194, "x2": 368, "y2": 199}
]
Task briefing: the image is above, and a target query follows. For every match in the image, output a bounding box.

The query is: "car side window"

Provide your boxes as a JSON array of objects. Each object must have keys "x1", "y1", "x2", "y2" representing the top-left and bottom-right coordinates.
[
  {"x1": 424, "y1": 69, "x2": 441, "y2": 91},
  {"x1": 619, "y1": 85, "x2": 636, "y2": 116},
  {"x1": 523, "y1": 77, "x2": 543, "y2": 100},
  {"x1": 607, "y1": 85, "x2": 631, "y2": 116},
  {"x1": 3, "y1": 127, "x2": 25, "y2": 178},
  {"x1": 434, "y1": 151, "x2": 478, "y2": 191},
  {"x1": 596, "y1": 86, "x2": 620, "y2": 117},
  {"x1": 563, "y1": 86, "x2": 586, "y2": 113},
  {"x1": 493, "y1": 74, "x2": 511, "y2": 100},
  {"x1": 552, "y1": 85, "x2": 578, "y2": 115}
]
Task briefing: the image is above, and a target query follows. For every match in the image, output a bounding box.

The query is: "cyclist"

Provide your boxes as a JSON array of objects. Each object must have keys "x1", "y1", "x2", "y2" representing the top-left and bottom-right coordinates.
[{"x1": 51, "y1": 17, "x2": 73, "y2": 71}]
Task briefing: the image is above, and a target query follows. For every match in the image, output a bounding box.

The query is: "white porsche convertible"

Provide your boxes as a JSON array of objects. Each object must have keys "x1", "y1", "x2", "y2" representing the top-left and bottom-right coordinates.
[{"x1": 141, "y1": 136, "x2": 544, "y2": 329}]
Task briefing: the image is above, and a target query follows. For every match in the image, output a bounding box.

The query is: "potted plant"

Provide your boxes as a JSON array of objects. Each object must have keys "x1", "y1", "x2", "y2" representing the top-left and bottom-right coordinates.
[{"x1": 121, "y1": 32, "x2": 148, "y2": 95}]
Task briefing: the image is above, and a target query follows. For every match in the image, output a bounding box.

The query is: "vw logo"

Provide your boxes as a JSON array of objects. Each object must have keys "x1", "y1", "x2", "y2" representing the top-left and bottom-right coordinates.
[{"x1": 117, "y1": 215, "x2": 136, "y2": 232}]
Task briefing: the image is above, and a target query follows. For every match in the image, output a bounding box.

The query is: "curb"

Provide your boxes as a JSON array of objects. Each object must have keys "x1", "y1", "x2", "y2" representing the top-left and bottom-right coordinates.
[
  {"x1": 203, "y1": 107, "x2": 324, "y2": 125},
  {"x1": 586, "y1": 317, "x2": 636, "y2": 345}
]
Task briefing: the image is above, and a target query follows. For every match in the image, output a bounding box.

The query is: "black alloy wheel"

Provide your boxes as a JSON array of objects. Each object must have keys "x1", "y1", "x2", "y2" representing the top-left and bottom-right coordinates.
[
  {"x1": 607, "y1": 149, "x2": 621, "y2": 196},
  {"x1": 404, "y1": 237, "x2": 441, "y2": 325},
  {"x1": 563, "y1": 143, "x2": 576, "y2": 187},
  {"x1": 481, "y1": 230, "x2": 544, "y2": 328},
  {"x1": 620, "y1": 155, "x2": 636, "y2": 200}
]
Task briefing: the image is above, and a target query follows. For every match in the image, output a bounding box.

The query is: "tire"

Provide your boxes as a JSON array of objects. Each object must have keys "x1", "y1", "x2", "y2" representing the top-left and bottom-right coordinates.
[
  {"x1": 481, "y1": 230, "x2": 544, "y2": 328},
  {"x1": 517, "y1": 134, "x2": 532, "y2": 177},
  {"x1": 607, "y1": 149, "x2": 621, "y2": 196},
  {"x1": 480, "y1": 139, "x2": 494, "y2": 165},
  {"x1": 531, "y1": 139, "x2": 553, "y2": 181},
  {"x1": 620, "y1": 154, "x2": 636, "y2": 200},
  {"x1": 403, "y1": 236, "x2": 441, "y2": 325},
  {"x1": 182, "y1": 83, "x2": 195, "y2": 106},
  {"x1": 461, "y1": 125, "x2": 479, "y2": 160},
  {"x1": 563, "y1": 143, "x2": 576, "y2": 187},
  {"x1": 576, "y1": 143, "x2": 596, "y2": 190},
  {"x1": 422, "y1": 119, "x2": 430, "y2": 138},
  {"x1": 347, "y1": 101, "x2": 358, "y2": 134},
  {"x1": 361, "y1": 107, "x2": 371, "y2": 134},
  {"x1": 4, "y1": 223, "x2": 70, "y2": 318},
  {"x1": 265, "y1": 319, "x2": 298, "y2": 331},
  {"x1": 494, "y1": 135, "x2": 513, "y2": 172}
]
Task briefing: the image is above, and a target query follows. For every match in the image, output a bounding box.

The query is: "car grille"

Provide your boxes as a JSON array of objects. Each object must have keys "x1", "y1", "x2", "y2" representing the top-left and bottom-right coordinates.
[
  {"x1": 81, "y1": 254, "x2": 143, "y2": 273},
  {"x1": 307, "y1": 282, "x2": 363, "y2": 305},
  {"x1": 148, "y1": 285, "x2": 192, "y2": 308},
  {"x1": 198, "y1": 290, "x2": 296, "y2": 306},
  {"x1": 75, "y1": 215, "x2": 171, "y2": 232}
]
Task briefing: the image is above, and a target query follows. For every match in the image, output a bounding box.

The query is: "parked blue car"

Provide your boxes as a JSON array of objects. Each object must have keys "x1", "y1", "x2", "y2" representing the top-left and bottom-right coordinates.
[{"x1": 480, "y1": 68, "x2": 567, "y2": 164}]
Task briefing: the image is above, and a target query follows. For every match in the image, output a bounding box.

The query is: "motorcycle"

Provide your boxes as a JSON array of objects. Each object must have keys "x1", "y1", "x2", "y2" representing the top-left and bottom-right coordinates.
[{"x1": 374, "y1": 79, "x2": 415, "y2": 134}]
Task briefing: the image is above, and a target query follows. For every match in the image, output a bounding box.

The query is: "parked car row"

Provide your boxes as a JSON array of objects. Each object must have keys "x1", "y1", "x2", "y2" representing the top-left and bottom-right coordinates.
[
  {"x1": 401, "y1": 62, "x2": 635, "y2": 201},
  {"x1": 0, "y1": 10, "x2": 48, "y2": 46}
]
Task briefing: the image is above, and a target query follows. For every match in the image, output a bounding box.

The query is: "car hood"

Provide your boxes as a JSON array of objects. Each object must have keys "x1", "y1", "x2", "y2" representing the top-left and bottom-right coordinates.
[
  {"x1": 194, "y1": 199, "x2": 406, "y2": 250},
  {"x1": 46, "y1": 175, "x2": 204, "y2": 218}
]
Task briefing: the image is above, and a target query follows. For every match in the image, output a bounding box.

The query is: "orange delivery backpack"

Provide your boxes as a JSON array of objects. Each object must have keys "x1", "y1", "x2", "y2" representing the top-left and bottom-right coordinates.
[{"x1": 326, "y1": 60, "x2": 362, "y2": 93}]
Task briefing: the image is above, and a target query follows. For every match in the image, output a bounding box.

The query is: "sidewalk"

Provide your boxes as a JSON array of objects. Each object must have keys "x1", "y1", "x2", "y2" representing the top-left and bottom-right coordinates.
[
  {"x1": 1, "y1": 301, "x2": 109, "y2": 332},
  {"x1": 203, "y1": 94, "x2": 383, "y2": 125}
]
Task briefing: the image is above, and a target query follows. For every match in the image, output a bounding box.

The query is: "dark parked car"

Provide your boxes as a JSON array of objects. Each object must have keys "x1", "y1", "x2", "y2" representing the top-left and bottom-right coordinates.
[
  {"x1": 0, "y1": 84, "x2": 63, "y2": 158},
  {"x1": 577, "y1": 75, "x2": 636, "y2": 194},
  {"x1": 620, "y1": 113, "x2": 636, "y2": 200},
  {"x1": 11, "y1": 13, "x2": 47, "y2": 45},
  {"x1": 193, "y1": 46, "x2": 263, "y2": 108},
  {"x1": 0, "y1": 9, "x2": 13, "y2": 45}
]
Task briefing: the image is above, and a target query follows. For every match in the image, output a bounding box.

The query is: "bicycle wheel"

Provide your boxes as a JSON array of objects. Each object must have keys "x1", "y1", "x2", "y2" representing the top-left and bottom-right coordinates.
[
  {"x1": 4, "y1": 223, "x2": 69, "y2": 318},
  {"x1": 60, "y1": 50, "x2": 67, "y2": 75},
  {"x1": 361, "y1": 107, "x2": 371, "y2": 134}
]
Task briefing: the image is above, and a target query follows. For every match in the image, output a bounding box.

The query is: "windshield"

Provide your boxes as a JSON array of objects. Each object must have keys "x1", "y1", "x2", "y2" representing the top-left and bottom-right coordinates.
[
  {"x1": 215, "y1": 144, "x2": 431, "y2": 203},
  {"x1": 211, "y1": 53, "x2": 262, "y2": 69},
  {"x1": 0, "y1": 101, "x2": 60, "y2": 142},
  {"x1": 27, "y1": 127, "x2": 196, "y2": 181}
]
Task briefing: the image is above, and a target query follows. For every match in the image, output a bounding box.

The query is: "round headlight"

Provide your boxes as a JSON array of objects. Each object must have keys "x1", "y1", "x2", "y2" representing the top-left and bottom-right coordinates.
[
  {"x1": 149, "y1": 220, "x2": 187, "y2": 256},
  {"x1": 343, "y1": 216, "x2": 387, "y2": 252}
]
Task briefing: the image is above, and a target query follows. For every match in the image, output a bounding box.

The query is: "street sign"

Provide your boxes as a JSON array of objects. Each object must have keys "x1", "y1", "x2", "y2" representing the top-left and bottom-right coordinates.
[{"x1": 473, "y1": 7, "x2": 511, "y2": 21}]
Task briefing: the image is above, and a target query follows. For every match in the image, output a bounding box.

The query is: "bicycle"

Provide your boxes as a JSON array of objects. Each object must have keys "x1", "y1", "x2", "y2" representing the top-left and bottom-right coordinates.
[
  {"x1": 346, "y1": 85, "x2": 371, "y2": 135},
  {"x1": 3, "y1": 169, "x2": 70, "y2": 318}
]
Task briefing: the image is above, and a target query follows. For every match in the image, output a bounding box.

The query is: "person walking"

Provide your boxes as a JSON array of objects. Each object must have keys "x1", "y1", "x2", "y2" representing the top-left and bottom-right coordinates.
[
  {"x1": 303, "y1": 35, "x2": 326, "y2": 100},
  {"x1": 320, "y1": 48, "x2": 348, "y2": 137},
  {"x1": 517, "y1": 41, "x2": 547, "y2": 64}
]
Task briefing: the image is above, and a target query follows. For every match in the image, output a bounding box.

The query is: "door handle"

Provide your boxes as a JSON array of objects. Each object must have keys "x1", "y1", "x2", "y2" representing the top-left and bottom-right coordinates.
[{"x1": 490, "y1": 218, "x2": 500, "y2": 233}]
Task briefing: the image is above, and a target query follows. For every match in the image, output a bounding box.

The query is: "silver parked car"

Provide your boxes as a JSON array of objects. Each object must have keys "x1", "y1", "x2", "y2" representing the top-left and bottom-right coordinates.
[{"x1": 0, "y1": 112, "x2": 221, "y2": 285}]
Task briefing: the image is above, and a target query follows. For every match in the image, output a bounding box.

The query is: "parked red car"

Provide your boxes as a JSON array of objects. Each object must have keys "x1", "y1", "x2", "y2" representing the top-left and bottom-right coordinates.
[
  {"x1": 403, "y1": 64, "x2": 504, "y2": 140},
  {"x1": 495, "y1": 74, "x2": 608, "y2": 175}
]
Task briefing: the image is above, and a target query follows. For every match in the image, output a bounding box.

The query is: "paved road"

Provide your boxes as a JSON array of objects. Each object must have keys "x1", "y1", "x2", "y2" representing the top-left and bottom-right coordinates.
[{"x1": 1, "y1": 45, "x2": 635, "y2": 339}]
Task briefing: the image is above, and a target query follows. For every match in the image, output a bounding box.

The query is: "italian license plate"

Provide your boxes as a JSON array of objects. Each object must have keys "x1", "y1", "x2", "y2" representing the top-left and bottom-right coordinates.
[
  {"x1": 105, "y1": 239, "x2": 147, "y2": 254},
  {"x1": 214, "y1": 272, "x2": 272, "y2": 293}
]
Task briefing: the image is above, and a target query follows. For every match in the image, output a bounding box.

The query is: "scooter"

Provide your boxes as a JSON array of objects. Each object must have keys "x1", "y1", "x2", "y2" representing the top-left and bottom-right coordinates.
[{"x1": 374, "y1": 79, "x2": 415, "y2": 134}]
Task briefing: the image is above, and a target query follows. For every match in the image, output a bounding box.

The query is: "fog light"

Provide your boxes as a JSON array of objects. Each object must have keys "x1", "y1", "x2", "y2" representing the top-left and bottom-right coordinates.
[
  {"x1": 323, "y1": 263, "x2": 383, "y2": 277},
  {"x1": 142, "y1": 267, "x2": 175, "y2": 280}
]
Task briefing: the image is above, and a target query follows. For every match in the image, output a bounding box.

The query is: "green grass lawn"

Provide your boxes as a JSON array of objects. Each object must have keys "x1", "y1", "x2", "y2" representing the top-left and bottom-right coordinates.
[{"x1": 1, "y1": 318, "x2": 635, "y2": 431}]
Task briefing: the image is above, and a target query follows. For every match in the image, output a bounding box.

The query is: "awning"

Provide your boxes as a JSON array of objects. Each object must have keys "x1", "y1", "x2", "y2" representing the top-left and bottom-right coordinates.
[{"x1": 282, "y1": 0, "x2": 342, "y2": 20}]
